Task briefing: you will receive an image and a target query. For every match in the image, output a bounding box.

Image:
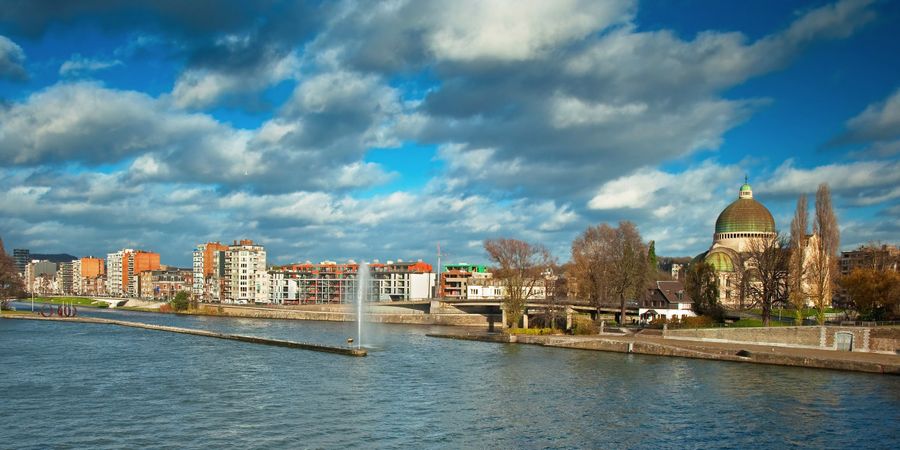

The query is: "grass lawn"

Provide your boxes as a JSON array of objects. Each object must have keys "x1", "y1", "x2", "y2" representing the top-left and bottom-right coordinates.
[
  {"x1": 750, "y1": 307, "x2": 843, "y2": 316},
  {"x1": 1, "y1": 309, "x2": 36, "y2": 315},
  {"x1": 29, "y1": 297, "x2": 109, "y2": 308},
  {"x1": 118, "y1": 306, "x2": 161, "y2": 313},
  {"x1": 730, "y1": 318, "x2": 791, "y2": 327}
]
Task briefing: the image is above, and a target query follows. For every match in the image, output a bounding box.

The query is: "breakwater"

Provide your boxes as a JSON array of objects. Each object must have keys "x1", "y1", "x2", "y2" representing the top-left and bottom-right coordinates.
[{"x1": 1, "y1": 314, "x2": 366, "y2": 357}]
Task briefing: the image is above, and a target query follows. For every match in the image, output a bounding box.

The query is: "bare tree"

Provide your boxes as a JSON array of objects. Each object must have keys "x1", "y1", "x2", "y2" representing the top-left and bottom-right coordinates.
[
  {"x1": 685, "y1": 261, "x2": 722, "y2": 321},
  {"x1": 809, "y1": 183, "x2": 840, "y2": 325},
  {"x1": 0, "y1": 237, "x2": 25, "y2": 310},
  {"x1": 571, "y1": 221, "x2": 650, "y2": 325},
  {"x1": 484, "y1": 238, "x2": 554, "y2": 328},
  {"x1": 539, "y1": 263, "x2": 567, "y2": 329},
  {"x1": 746, "y1": 234, "x2": 789, "y2": 326},
  {"x1": 788, "y1": 194, "x2": 809, "y2": 324}
]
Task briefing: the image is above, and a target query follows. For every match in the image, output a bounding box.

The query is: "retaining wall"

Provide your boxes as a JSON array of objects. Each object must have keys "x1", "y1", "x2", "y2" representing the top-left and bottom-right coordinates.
[{"x1": 664, "y1": 326, "x2": 899, "y2": 353}]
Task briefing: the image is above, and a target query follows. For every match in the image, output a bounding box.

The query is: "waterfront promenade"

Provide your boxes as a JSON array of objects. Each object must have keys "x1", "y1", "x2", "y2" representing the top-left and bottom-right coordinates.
[{"x1": 428, "y1": 329, "x2": 900, "y2": 375}]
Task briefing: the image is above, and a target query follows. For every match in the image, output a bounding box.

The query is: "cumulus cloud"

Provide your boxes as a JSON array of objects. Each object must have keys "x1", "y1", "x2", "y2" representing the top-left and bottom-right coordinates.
[
  {"x1": 424, "y1": 0, "x2": 633, "y2": 62},
  {"x1": 0, "y1": 81, "x2": 400, "y2": 193},
  {"x1": 0, "y1": 35, "x2": 27, "y2": 80},
  {"x1": 0, "y1": 82, "x2": 231, "y2": 166},
  {"x1": 830, "y1": 88, "x2": 900, "y2": 155},
  {"x1": 403, "y1": 0, "x2": 873, "y2": 199},
  {"x1": 765, "y1": 159, "x2": 900, "y2": 205},
  {"x1": 171, "y1": 45, "x2": 300, "y2": 109},
  {"x1": 586, "y1": 161, "x2": 747, "y2": 251},
  {"x1": 59, "y1": 54, "x2": 122, "y2": 76}
]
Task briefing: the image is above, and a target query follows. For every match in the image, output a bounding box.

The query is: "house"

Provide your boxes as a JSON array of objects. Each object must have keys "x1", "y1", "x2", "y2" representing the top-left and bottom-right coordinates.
[{"x1": 639, "y1": 281, "x2": 696, "y2": 323}]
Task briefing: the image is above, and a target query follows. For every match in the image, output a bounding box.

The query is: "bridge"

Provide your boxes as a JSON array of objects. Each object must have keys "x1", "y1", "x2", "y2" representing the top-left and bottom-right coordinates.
[{"x1": 372, "y1": 298, "x2": 634, "y2": 328}]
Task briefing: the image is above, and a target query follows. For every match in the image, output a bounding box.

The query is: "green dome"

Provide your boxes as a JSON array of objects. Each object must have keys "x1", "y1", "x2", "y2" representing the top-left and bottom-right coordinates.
[
  {"x1": 715, "y1": 198, "x2": 775, "y2": 234},
  {"x1": 705, "y1": 252, "x2": 734, "y2": 272},
  {"x1": 740, "y1": 183, "x2": 752, "y2": 193}
]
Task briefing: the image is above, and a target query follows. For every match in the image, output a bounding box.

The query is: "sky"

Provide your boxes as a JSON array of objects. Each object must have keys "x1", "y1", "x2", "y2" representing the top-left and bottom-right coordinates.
[{"x1": 0, "y1": 0, "x2": 898, "y2": 268}]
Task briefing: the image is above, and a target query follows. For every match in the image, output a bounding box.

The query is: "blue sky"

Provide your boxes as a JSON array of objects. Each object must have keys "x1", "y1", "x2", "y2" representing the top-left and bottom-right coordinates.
[{"x1": 0, "y1": 0, "x2": 898, "y2": 268}]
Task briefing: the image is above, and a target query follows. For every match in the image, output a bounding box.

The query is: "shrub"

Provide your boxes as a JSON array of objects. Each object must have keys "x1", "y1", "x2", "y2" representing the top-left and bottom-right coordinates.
[
  {"x1": 571, "y1": 316, "x2": 598, "y2": 335},
  {"x1": 507, "y1": 327, "x2": 560, "y2": 335},
  {"x1": 170, "y1": 291, "x2": 190, "y2": 312}
]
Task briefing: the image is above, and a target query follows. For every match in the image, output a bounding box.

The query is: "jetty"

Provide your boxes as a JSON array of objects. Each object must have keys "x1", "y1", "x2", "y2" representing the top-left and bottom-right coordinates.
[{"x1": 1, "y1": 314, "x2": 367, "y2": 357}]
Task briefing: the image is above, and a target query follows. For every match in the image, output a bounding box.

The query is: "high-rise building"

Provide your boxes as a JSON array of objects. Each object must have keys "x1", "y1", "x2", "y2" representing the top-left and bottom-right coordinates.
[
  {"x1": 106, "y1": 249, "x2": 160, "y2": 297},
  {"x1": 13, "y1": 249, "x2": 30, "y2": 274},
  {"x1": 192, "y1": 242, "x2": 228, "y2": 301},
  {"x1": 25, "y1": 260, "x2": 57, "y2": 295},
  {"x1": 224, "y1": 240, "x2": 267, "y2": 304},
  {"x1": 73, "y1": 257, "x2": 105, "y2": 295},
  {"x1": 56, "y1": 262, "x2": 74, "y2": 295}
]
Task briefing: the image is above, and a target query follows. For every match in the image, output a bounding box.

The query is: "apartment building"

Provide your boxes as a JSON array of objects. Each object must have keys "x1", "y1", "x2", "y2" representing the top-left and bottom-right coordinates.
[
  {"x1": 138, "y1": 268, "x2": 192, "y2": 300},
  {"x1": 224, "y1": 240, "x2": 267, "y2": 304},
  {"x1": 267, "y1": 260, "x2": 435, "y2": 305},
  {"x1": 73, "y1": 256, "x2": 105, "y2": 295},
  {"x1": 56, "y1": 261, "x2": 74, "y2": 295},
  {"x1": 370, "y1": 260, "x2": 434, "y2": 301},
  {"x1": 106, "y1": 249, "x2": 160, "y2": 297},
  {"x1": 192, "y1": 242, "x2": 228, "y2": 301},
  {"x1": 440, "y1": 264, "x2": 490, "y2": 300},
  {"x1": 25, "y1": 260, "x2": 57, "y2": 295}
]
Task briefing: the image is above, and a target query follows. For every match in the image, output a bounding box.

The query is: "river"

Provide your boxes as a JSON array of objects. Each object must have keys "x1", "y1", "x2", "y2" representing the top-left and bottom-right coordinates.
[{"x1": 1, "y1": 303, "x2": 898, "y2": 449}]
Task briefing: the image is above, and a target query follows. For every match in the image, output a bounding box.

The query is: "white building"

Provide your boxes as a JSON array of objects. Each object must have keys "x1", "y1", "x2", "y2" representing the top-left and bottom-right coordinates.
[
  {"x1": 72, "y1": 259, "x2": 82, "y2": 295},
  {"x1": 224, "y1": 240, "x2": 268, "y2": 304},
  {"x1": 638, "y1": 281, "x2": 696, "y2": 323},
  {"x1": 466, "y1": 278, "x2": 547, "y2": 301},
  {"x1": 106, "y1": 249, "x2": 129, "y2": 296}
]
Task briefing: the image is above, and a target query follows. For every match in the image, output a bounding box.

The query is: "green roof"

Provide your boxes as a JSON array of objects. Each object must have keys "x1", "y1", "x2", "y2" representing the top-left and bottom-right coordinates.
[
  {"x1": 705, "y1": 252, "x2": 734, "y2": 272},
  {"x1": 715, "y1": 198, "x2": 775, "y2": 234}
]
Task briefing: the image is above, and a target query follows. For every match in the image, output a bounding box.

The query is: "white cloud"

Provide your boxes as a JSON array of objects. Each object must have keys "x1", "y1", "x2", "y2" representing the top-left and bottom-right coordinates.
[
  {"x1": 425, "y1": 0, "x2": 633, "y2": 62},
  {"x1": 835, "y1": 88, "x2": 900, "y2": 146},
  {"x1": 171, "y1": 50, "x2": 299, "y2": 109},
  {"x1": 59, "y1": 54, "x2": 123, "y2": 75},
  {"x1": 0, "y1": 34, "x2": 27, "y2": 80},
  {"x1": 765, "y1": 159, "x2": 900, "y2": 195}
]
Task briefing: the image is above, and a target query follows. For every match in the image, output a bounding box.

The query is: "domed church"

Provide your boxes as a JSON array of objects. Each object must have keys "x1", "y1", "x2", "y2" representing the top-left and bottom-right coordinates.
[{"x1": 694, "y1": 178, "x2": 776, "y2": 307}]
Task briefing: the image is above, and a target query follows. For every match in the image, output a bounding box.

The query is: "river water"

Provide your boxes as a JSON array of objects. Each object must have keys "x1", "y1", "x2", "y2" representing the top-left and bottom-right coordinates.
[{"x1": 1, "y1": 304, "x2": 898, "y2": 449}]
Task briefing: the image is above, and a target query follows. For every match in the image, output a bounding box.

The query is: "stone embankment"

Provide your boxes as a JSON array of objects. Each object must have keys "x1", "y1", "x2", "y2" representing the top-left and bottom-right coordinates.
[
  {"x1": 198, "y1": 303, "x2": 501, "y2": 328},
  {"x1": 428, "y1": 329, "x2": 900, "y2": 375},
  {"x1": 1, "y1": 314, "x2": 366, "y2": 357}
]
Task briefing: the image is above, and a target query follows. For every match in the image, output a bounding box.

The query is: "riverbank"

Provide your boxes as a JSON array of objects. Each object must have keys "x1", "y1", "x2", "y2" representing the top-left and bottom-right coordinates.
[
  {"x1": 428, "y1": 330, "x2": 900, "y2": 375},
  {"x1": 194, "y1": 303, "x2": 500, "y2": 328},
  {"x1": 0, "y1": 314, "x2": 366, "y2": 357},
  {"x1": 21, "y1": 296, "x2": 110, "y2": 308}
]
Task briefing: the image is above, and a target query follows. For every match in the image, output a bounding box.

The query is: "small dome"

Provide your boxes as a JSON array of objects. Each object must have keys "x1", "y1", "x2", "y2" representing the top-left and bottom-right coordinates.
[{"x1": 705, "y1": 252, "x2": 734, "y2": 272}]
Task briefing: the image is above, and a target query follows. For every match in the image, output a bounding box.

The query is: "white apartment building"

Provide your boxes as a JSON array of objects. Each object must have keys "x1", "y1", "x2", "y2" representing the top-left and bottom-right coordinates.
[
  {"x1": 225, "y1": 240, "x2": 268, "y2": 304},
  {"x1": 106, "y1": 249, "x2": 129, "y2": 296},
  {"x1": 72, "y1": 259, "x2": 82, "y2": 295}
]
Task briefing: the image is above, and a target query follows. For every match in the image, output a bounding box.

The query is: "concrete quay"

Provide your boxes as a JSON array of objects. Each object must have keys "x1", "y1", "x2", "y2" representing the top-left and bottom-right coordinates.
[
  {"x1": 428, "y1": 330, "x2": 900, "y2": 375},
  {"x1": 1, "y1": 314, "x2": 367, "y2": 357}
]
